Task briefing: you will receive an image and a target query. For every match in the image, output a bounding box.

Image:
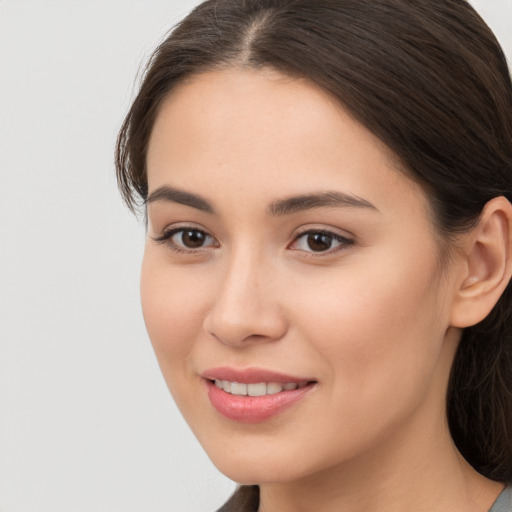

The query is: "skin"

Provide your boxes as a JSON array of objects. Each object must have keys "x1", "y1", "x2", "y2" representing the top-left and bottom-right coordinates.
[{"x1": 142, "y1": 68, "x2": 505, "y2": 512}]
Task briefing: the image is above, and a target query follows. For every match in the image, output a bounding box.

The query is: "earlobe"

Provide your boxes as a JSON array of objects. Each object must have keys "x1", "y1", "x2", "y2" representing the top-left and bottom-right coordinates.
[{"x1": 450, "y1": 196, "x2": 512, "y2": 328}]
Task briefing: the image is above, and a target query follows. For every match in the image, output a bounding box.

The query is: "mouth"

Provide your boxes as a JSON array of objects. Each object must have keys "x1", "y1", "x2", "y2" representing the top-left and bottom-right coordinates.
[
  {"x1": 211, "y1": 379, "x2": 310, "y2": 396},
  {"x1": 201, "y1": 367, "x2": 317, "y2": 423}
]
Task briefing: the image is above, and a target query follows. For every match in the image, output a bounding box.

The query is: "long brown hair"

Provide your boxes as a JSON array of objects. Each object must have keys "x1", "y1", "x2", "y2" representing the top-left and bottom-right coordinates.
[{"x1": 116, "y1": 0, "x2": 512, "y2": 482}]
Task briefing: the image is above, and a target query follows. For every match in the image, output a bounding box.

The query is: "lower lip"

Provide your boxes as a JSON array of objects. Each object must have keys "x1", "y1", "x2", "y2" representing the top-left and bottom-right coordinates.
[{"x1": 205, "y1": 380, "x2": 315, "y2": 423}]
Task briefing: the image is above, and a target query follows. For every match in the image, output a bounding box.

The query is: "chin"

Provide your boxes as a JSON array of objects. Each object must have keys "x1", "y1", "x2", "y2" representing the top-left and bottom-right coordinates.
[
  {"x1": 212, "y1": 459, "x2": 303, "y2": 486},
  {"x1": 196, "y1": 432, "x2": 322, "y2": 485}
]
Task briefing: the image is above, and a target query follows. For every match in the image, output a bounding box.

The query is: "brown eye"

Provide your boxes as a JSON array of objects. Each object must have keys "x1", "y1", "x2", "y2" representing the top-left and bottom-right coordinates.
[
  {"x1": 290, "y1": 230, "x2": 353, "y2": 254},
  {"x1": 155, "y1": 227, "x2": 218, "y2": 251},
  {"x1": 179, "y1": 229, "x2": 208, "y2": 248},
  {"x1": 306, "y1": 233, "x2": 334, "y2": 252}
]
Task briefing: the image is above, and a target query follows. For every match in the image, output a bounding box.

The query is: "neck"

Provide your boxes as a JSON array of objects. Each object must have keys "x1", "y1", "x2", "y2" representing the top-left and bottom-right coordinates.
[{"x1": 259, "y1": 402, "x2": 502, "y2": 512}]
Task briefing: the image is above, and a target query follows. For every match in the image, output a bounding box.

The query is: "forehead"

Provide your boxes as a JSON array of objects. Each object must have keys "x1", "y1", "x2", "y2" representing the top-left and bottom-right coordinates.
[{"x1": 146, "y1": 67, "x2": 429, "y2": 220}]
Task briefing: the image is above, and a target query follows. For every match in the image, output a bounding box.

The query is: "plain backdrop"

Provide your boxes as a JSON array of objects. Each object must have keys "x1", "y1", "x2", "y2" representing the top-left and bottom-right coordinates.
[{"x1": 0, "y1": 1, "x2": 511, "y2": 511}]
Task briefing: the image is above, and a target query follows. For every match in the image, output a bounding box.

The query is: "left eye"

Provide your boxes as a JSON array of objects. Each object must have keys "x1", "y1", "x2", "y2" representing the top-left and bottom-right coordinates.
[{"x1": 291, "y1": 231, "x2": 352, "y2": 253}]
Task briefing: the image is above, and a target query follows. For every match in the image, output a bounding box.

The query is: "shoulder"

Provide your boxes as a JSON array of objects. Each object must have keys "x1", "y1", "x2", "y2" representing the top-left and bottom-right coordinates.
[
  {"x1": 489, "y1": 486, "x2": 512, "y2": 512},
  {"x1": 216, "y1": 486, "x2": 259, "y2": 512}
]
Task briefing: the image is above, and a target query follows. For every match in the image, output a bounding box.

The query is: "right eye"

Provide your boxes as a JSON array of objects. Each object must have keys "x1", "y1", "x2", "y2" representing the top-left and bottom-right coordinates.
[{"x1": 154, "y1": 227, "x2": 219, "y2": 252}]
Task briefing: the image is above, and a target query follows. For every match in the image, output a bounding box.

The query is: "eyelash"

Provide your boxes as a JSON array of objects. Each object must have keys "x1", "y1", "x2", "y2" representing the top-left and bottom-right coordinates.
[
  {"x1": 153, "y1": 227, "x2": 218, "y2": 254},
  {"x1": 291, "y1": 229, "x2": 354, "y2": 255},
  {"x1": 153, "y1": 227, "x2": 354, "y2": 255}
]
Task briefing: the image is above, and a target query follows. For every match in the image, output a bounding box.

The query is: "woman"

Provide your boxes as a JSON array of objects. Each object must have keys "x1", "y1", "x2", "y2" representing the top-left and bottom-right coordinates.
[{"x1": 116, "y1": 1, "x2": 512, "y2": 510}]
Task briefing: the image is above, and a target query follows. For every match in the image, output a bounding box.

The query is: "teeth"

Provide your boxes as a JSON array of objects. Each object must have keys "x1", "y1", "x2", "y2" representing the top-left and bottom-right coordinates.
[
  {"x1": 230, "y1": 382, "x2": 248, "y2": 395},
  {"x1": 248, "y1": 383, "x2": 267, "y2": 396},
  {"x1": 213, "y1": 380, "x2": 302, "y2": 396},
  {"x1": 266, "y1": 382, "x2": 283, "y2": 394}
]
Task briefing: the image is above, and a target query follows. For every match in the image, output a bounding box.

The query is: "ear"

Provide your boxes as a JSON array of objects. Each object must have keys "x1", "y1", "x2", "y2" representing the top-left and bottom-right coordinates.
[{"x1": 450, "y1": 196, "x2": 512, "y2": 328}]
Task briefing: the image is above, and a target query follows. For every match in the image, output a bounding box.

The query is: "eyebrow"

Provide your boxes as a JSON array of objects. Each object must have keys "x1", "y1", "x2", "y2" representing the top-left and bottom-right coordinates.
[
  {"x1": 268, "y1": 191, "x2": 378, "y2": 216},
  {"x1": 146, "y1": 185, "x2": 215, "y2": 213},
  {"x1": 145, "y1": 185, "x2": 377, "y2": 216}
]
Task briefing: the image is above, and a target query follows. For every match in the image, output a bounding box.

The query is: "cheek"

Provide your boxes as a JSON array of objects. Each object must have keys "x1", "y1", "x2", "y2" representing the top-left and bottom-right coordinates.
[
  {"x1": 296, "y1": 252, "x2": 448, "y2": 417},
  {"x1": 140, "y1": 251, "x2": 210, "y2": 386}
]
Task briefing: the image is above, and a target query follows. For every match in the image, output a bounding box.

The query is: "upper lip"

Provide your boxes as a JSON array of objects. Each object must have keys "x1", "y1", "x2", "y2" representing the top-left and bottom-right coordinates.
[{"x1": 201, "y1": 366, "x2": 316, "y2": 384}]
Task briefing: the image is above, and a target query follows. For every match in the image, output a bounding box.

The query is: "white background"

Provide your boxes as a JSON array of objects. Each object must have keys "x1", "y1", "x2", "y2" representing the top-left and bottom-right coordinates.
[{"x1": 0, "y1": 1, "x2": 510, "y2": 511}]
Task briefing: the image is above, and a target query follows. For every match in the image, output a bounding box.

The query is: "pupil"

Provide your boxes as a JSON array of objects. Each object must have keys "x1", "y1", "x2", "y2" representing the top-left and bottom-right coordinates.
[
  {"x1": 182, "y1": 230, "x2": 205, "y2": 248},
  {"x1": 307, "y1": 233, "x2": 332, "y2": 252}
]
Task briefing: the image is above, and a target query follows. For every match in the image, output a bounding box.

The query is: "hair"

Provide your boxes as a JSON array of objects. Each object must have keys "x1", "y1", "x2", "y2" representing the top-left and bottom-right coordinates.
[{"x1": 116, "y1": 0, "x2": 512, "y2": 482}]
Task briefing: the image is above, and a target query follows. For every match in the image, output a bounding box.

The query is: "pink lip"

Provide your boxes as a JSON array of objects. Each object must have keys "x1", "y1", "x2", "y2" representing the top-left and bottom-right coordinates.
[{"x1": 202, "y1": 367, "x2": 317, "y2": 423}]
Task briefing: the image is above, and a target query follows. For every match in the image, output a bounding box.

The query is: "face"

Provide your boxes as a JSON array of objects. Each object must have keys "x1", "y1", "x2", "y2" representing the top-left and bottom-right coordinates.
[{"x1": 142, "y1": 68, "x2": 462, "y2": 484}]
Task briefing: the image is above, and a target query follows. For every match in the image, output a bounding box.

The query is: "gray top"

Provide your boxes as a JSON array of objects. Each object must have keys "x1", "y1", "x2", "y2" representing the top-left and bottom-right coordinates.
[{"x1": 489, "y1": 487, "x2": 512, "y2": 512}]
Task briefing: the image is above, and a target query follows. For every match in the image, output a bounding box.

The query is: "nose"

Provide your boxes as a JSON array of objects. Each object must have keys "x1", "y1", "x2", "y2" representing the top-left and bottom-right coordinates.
[{"x1": 202, "y1": 250, "x2": 288, "y2": 347}]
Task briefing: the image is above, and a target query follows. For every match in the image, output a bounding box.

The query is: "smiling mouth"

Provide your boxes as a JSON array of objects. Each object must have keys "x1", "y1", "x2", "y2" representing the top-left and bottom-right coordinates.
[
  {"x1": 211, "y1": 379, "x2": 311, "y2": 396},
  {"x1": 205, "y1": 378, "x2": 317, "y2": 422}
]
